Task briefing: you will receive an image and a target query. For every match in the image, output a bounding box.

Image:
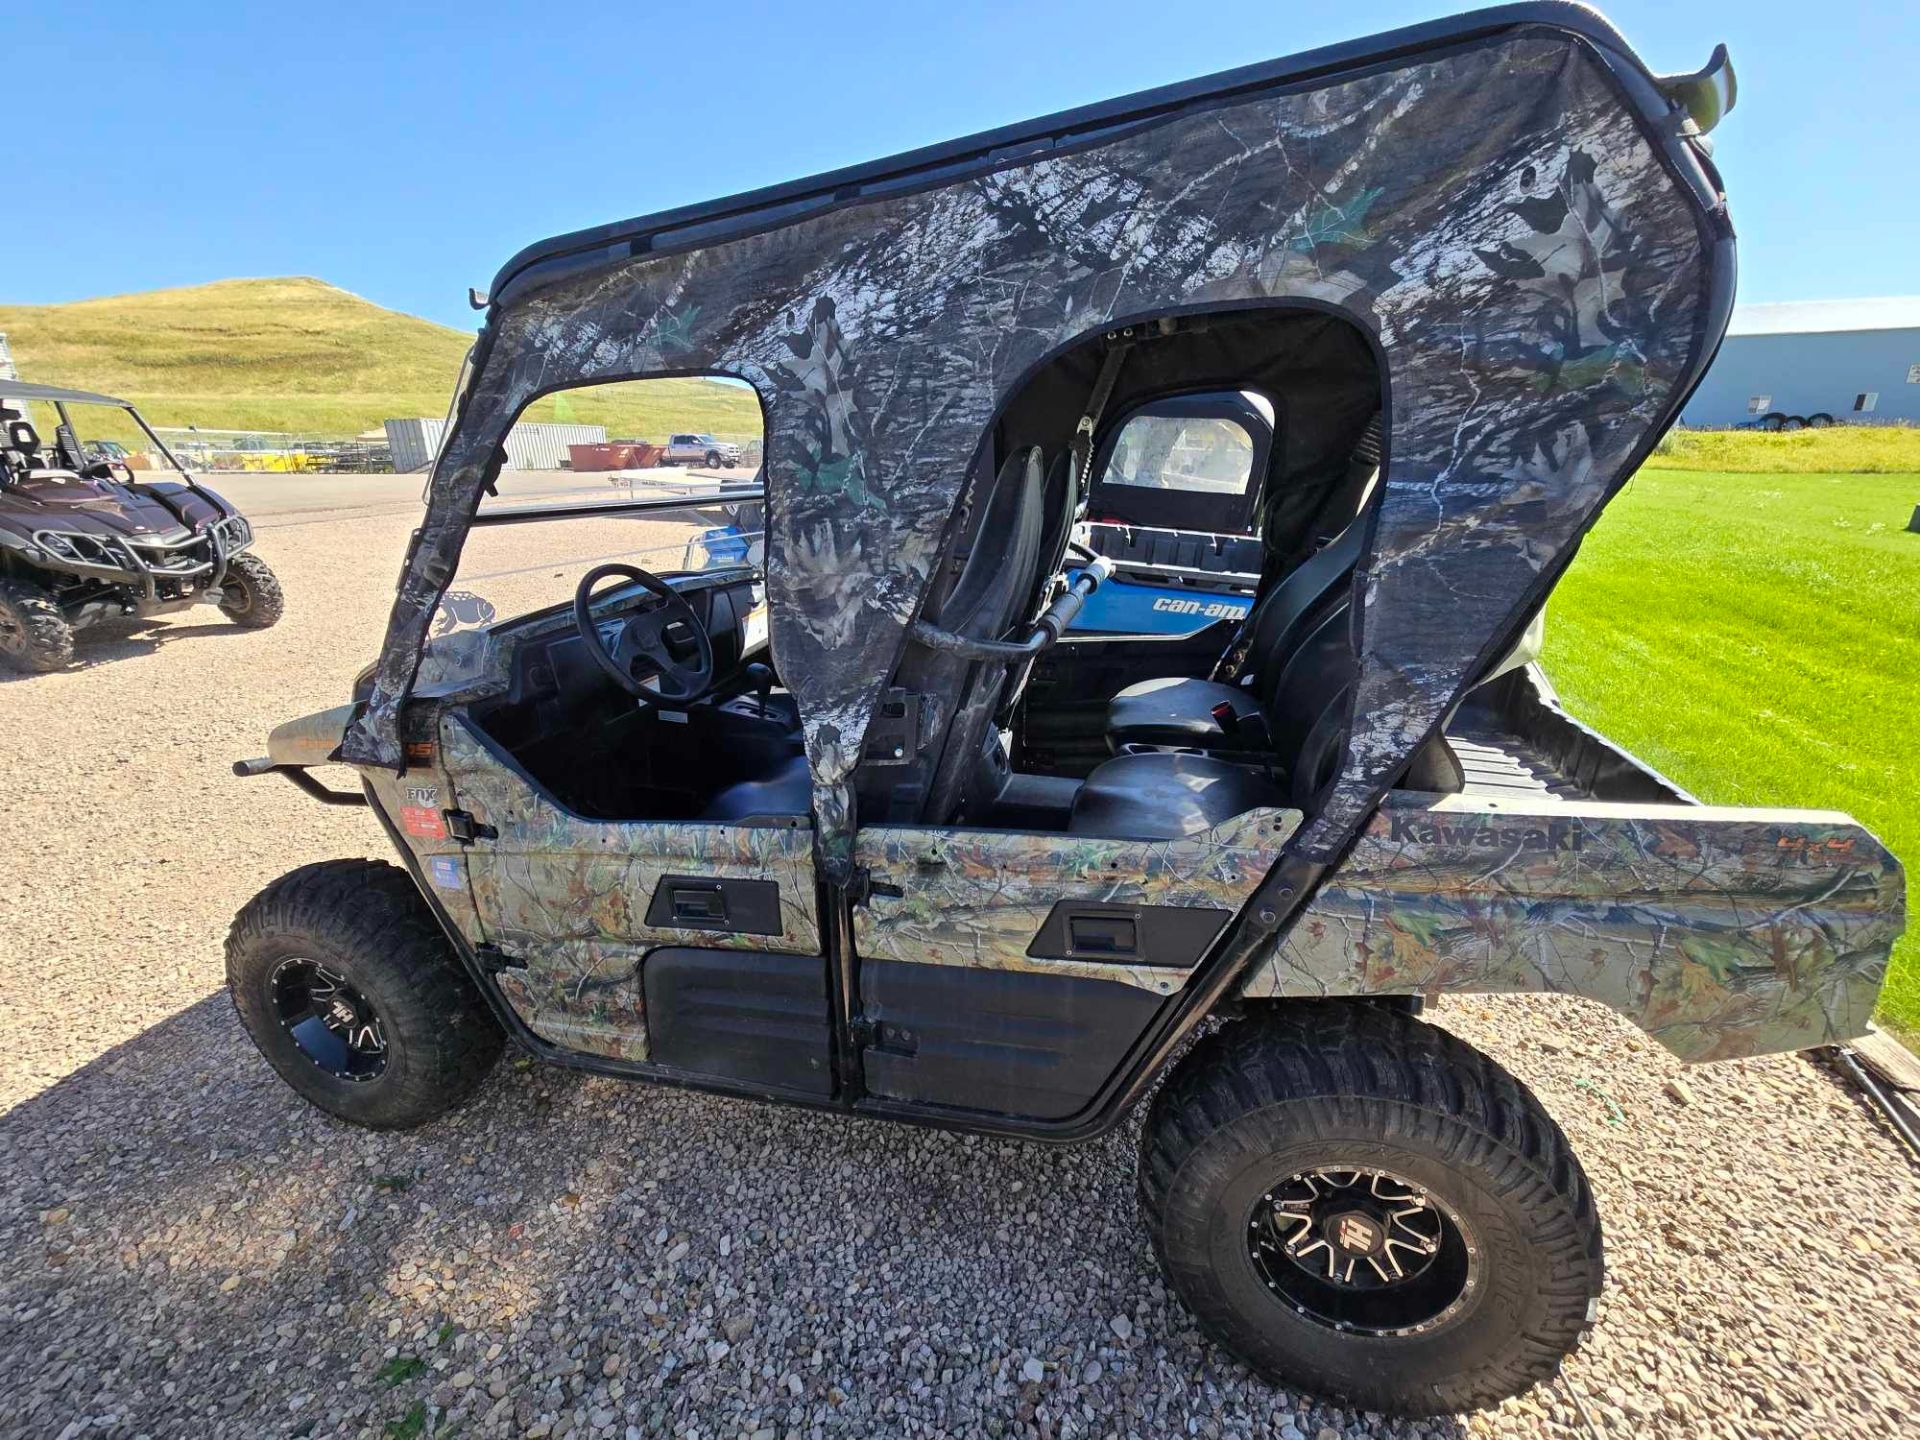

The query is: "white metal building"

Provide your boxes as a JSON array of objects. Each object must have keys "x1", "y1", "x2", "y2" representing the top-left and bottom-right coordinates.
[
  {"x1": 385, "y1": 417, "x2": 608, "y2": 471},
  {"x1": 1681, "y1": 297, "x2": 1920, "y2": 429}
]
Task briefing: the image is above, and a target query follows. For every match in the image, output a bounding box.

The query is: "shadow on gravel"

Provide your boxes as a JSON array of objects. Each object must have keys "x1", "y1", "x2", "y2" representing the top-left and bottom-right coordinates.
[
  {"x1": 0, "y1": 617, "x2": 253, "y2": 683},
  {"x1": 2, "y1": 996, "x2": 1472, "y2": 1439}
]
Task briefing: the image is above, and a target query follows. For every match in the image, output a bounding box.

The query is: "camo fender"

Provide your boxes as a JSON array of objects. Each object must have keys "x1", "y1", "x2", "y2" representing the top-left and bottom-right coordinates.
[{"x1": 1241, "y1": 795, "x2": 1905, "y2": 1060}]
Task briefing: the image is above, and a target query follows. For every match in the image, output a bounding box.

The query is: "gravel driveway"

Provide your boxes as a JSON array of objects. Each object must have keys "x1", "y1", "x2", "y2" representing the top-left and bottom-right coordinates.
[{"x1": 2, "y1": 488, "x2": 1916, "y2": 1440}]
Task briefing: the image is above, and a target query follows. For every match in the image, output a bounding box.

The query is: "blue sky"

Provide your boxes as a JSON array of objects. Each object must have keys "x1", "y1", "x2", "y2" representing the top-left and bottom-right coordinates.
[{"x1": 5, "y1": 1, "x2": 1913, "y2": 330}]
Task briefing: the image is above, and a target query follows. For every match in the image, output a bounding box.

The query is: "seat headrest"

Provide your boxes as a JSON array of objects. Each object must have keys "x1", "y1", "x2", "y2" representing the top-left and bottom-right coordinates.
[{"x1": 7, "y1": 418, "x2": 40, "y2": 453}]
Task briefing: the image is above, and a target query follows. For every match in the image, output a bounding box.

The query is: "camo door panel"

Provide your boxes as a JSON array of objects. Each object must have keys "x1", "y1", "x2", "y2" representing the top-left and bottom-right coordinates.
[
  {"x1": 1241, "y1": 794, "x2": 1905, "y2": 1061},
  {"x1": 438, "y1": 718, "x2": 819, "y2": 1062},
  {"x1": 852, "y1": 809, "x2": 1298, "y2": 994}
]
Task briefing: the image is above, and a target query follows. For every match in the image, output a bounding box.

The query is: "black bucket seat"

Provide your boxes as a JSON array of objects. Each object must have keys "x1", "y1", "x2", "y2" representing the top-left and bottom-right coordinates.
[
  {"x1": 1103, "y1": 518, "x2": 1366, "y2": 795},
  {"x1": 857, "y1": 446, "x2": 1052, "y2": 825}
]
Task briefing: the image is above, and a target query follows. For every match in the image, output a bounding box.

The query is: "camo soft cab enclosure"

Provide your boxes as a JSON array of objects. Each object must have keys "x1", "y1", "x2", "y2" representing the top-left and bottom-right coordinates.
[{"x1": 344, "y1": 6, "x2": 1729, "y2": 884}]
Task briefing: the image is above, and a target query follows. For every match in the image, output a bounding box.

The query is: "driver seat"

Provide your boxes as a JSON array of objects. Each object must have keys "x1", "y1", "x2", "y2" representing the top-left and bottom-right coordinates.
[{"x1": 5, "y1": 415, "x2": 44, "y2": 470}]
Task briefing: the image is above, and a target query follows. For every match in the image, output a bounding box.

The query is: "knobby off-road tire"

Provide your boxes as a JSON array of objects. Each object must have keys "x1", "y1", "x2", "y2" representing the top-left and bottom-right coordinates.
[
  {"x1": 227, "y1": 859, "x2": 504, "y2": 1129},
  {"x1": 219, "y1": 550, "x2": 285, "y2": 628},
  {"x1": 0, "y1": 577, "x2": 75, "y2": 672},
  {"x1": 1141, "y1": 1002, "x2": 1602, "y2": 1416}
]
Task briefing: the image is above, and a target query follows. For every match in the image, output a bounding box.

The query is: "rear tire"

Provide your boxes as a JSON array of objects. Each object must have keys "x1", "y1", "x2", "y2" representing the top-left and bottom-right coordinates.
[
  {"x1": 219, "y1": 550, "x2": 285, "y2": 628},
  {"x1": 227, "y1": 859, "x2": 504, "y2": 1129},
  {"x1": 0, "y1": 577, "x2": 75, "y2": 672},
  {"x1": 1140, "y1": 1002, "x2": 1602, "y2": 1416}
]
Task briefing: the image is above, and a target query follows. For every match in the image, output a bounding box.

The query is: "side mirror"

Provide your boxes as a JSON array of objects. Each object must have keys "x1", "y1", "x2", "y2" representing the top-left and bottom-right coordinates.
[{"x1": 1657, "y1": 43, "x2": 1737, "y2": 135}]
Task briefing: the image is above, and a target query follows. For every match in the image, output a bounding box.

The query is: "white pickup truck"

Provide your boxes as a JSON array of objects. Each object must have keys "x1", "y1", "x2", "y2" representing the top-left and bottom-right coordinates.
[{"x1": 658, "y1": 432, "x2": 741, "y2": 468}]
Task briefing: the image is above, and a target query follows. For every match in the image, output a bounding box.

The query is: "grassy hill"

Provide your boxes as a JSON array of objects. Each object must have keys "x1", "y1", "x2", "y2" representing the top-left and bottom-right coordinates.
[{"x1": 0, "y1": 277, "x2": 762, "y2": 440}]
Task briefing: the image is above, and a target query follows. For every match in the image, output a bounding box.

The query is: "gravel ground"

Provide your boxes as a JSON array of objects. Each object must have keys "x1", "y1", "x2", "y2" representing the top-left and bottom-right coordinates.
[{"x1": 3, "y1": 488, "x2": 1917, "y2": 1440}]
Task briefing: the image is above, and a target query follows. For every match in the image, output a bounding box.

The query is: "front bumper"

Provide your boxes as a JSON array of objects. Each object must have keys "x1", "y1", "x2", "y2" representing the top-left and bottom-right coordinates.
[{"x1": 27, "y1": 514, "x2": 252, "y2": 603}]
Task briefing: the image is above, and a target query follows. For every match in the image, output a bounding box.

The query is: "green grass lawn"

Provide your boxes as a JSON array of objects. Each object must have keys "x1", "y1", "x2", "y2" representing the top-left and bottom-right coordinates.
[
  {"x1": 1647, "y1": 425, "x2": 1920, "y2": 475},
  {"x1": 1542, "y1": 461, "x2": 1919, "y2": 1035}
]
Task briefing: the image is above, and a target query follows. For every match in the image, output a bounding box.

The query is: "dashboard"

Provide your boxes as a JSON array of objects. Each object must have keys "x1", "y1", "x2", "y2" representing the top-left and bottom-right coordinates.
[
  {"x1": 500, "y1": 576, "x2": 755, "y2": 712},
  {"x1": 398, "y1": 568, "x2": 761, "y2": 702}
]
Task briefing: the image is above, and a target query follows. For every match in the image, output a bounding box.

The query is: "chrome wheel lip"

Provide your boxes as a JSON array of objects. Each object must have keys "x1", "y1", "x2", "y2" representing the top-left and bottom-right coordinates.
[
  {"x1": 1246, "y1": 1164, "x2": 1480, "y2": 1338},
  {"x1": 269, "y1": 957, "x2": 388, "y2": 1083}
]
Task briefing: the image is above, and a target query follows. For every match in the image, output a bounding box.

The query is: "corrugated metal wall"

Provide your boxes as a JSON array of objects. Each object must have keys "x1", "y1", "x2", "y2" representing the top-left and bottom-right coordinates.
[
  {"x1": 383, "y1": 418, "x2": 608, "y2": 471},
  {"x1": 1681, "y1": 328, "x2": 1920, "y2": 427},
  {"x1": 502, "y1": 422, "x2": 608, "y2": 470},
  {"x1": 384, "y1": 418, "x2": 444, "y2": 472}
]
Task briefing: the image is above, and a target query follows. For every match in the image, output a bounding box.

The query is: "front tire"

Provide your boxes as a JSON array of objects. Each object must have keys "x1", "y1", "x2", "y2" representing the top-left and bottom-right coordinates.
[
  {"x1": 704, "y1": 449, "x2": 722, "y2": 468},
  {"x1": 227, "y1": 860, "x2": 504, "y2": 1129},
  {"x1": 219, "y1": 550, "x2": 285, "y2": 628},
  {"x1": 1141, "y1": 1002, "x2": 1602, "y2": 1416},
  {"x1": 0, "y1": 577, "x2": 75, "y2": 672}
]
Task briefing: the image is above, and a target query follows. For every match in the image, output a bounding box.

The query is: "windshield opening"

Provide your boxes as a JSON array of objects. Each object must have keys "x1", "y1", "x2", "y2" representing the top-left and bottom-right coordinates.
[
  {"x1": 433, "y1": 375, "x2": 766, "y2": 640},
  {"x1": 0, "y1": 395, "x2": 191, "y2": 480}
]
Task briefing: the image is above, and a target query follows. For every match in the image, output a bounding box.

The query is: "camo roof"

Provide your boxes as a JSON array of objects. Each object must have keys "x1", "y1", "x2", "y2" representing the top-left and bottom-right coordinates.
[{"x1": 342, "y1": 9, "x2": 1729, "y2": 873}]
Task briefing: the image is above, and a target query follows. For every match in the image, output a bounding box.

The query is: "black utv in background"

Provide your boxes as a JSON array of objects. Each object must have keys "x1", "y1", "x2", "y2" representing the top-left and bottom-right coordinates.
[{"x1": 0, "y1": 381, "x2": 282, "y2": 671}]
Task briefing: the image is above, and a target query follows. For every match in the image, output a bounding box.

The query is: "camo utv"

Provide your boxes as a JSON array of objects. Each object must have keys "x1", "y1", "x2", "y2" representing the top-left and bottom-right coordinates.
[{"x1": 227, "y1": 5, "x2": 1903, "y2": 1416}]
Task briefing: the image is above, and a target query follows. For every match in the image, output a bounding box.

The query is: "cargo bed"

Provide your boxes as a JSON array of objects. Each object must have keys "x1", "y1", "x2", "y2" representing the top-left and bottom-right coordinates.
[{"x1": 1444, "y1": 666, "x2": 1692, "y2": 806}]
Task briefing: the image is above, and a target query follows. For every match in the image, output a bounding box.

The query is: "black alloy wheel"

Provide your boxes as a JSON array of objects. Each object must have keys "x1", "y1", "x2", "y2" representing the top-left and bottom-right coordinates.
[
  {"x1": 270, "y1": 957, "x2": 388, "y2": 1082},
  {"x1": 1247, "y1": 1165, "x2": 1477, "y2": 1338},
  {"x1": 0, "y1": 577, "x2": 75, "y2": 672}
]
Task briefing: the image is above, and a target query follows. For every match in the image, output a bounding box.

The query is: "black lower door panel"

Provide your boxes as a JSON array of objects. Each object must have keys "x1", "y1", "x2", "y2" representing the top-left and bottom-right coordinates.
[
  {"x1": 643, "y1": 948, "x2": 833, "y2": 1095},
  {"x1": 857, "y1": 960, "x2": 1164, "y2": 1120}
]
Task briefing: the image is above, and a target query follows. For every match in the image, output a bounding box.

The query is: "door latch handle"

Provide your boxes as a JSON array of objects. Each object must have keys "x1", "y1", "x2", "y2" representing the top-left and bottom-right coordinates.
[
  {"x1": 443, "y1": 810, "x2": 497, "y2": 844},
  {"x1": 1067, "y1": 914, "x2": 1139, "y2": 957},
  {"x1": 669, "y1": 885, "x2": 728, "y2": 923}
]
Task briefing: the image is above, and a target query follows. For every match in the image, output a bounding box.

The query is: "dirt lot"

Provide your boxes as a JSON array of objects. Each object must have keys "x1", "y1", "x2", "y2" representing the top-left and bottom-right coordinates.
[{"x1": 1, "y1": 478, "x2": 1916, "y2": 1440}]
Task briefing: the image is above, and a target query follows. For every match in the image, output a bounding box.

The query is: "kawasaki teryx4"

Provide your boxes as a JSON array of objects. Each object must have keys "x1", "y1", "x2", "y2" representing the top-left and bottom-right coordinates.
[
  {"x1": 0, "y1": 381, "x2": 282, "y2": 670},
  {"x1": 226, "y1": 5, "x2": 1900, "y2": 1417}
]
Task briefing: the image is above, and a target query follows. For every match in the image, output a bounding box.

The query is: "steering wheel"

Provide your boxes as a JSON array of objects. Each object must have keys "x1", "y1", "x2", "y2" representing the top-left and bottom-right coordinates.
[
  {"x1": 572, "y1": 563, "x2": 716, "y2": 705},
  {"x1": 82, "y1": 459, "x2": 135, "y2": 484}
]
